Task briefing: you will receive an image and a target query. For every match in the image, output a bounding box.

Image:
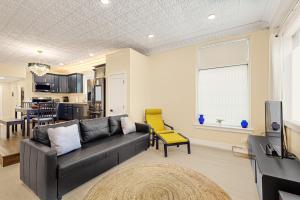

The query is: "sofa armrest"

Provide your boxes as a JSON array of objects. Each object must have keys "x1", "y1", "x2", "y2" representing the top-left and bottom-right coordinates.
[
  {"x1": 20, "y1": 139, "x2": 58, "y2": 200},
  {"x1": 135, "y1": 123, "x2": 150, "y2": 133}
]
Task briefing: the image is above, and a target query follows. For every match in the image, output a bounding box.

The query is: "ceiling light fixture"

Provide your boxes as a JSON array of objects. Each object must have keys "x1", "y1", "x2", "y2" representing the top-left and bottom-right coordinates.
[
  {"x1": 59, "y1": 63, "x2": 64, "y2": 66},
  {"x1": 0, "y1": 76, "x2": 5, "y2": 80},
  {"x1": 89, "y1": 53, "x2": 94, "y2": 57},
  {"x1": 148, "y1": 34, "x2": 154, "y2": 38},
  {"x1": 28, "y1": 63, "x2": 50, "y2": 76},
  {"x1": 80, "y1": 60, "x2": 84, "y2": 64},
  {"x1": 208, "y1": 14, "x2": 216, "y2": 20},
  {"x1": 101, "y1": 0, "x2": 110, "y2": 5},
  {"x1": 28, "y1": 50, "x2": 50, "y2": 76}
]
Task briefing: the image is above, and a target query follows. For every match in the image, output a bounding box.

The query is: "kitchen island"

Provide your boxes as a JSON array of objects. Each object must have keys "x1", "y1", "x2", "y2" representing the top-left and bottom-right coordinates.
[{"x1": 58, "y1": 102, "x2": 89, "y2": 120}]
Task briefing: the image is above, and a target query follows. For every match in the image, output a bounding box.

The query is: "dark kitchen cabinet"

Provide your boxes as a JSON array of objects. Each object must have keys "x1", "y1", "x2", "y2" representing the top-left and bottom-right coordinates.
[
  {"x1": 52, "y1": 75, "x2": 60, "y2": 93},
  {"x1": 58, "y1": 103, "x2": 88, "y2": 120},
  {"x1": 59, "y1": 75, "x2": 68, "y2": 93},
  {"x1": 34, "y1": 74, "x2": 47, "y2": 83},
  {"x1": 68, "y1": 74, "x2": 76, "y2": 93},
  {"x1": 32, "y1": 73, "x2": 83, "y2": 93},
  {"x1": 46, "y1": 74, "x2": 54, "y2": 84},
  {"x1": 68, "y1": 73, "x2": 83, "y2": 93}
]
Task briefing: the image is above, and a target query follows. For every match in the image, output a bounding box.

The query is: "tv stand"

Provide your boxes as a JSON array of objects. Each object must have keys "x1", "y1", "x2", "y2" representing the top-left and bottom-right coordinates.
[{"x1": 248, "y1": 135, "x2": 300, "y2": 200}]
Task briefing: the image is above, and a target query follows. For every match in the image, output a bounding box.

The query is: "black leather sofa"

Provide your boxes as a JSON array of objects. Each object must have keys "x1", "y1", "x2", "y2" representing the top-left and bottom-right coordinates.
[{"x1": 20, "y1": 115, "x2": 150, "y2": 200}]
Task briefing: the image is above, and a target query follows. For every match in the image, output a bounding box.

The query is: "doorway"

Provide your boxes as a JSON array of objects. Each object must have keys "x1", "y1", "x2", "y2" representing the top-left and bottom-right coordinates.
[{"x1": 108, "y1": 73, "x2": 127, "y2": 116}]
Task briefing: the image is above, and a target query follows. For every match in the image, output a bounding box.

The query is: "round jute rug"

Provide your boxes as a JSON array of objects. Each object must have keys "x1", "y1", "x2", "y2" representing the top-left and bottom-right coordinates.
[{"x1": 84, "y1": 163, "x2": 231, "y2": 200}]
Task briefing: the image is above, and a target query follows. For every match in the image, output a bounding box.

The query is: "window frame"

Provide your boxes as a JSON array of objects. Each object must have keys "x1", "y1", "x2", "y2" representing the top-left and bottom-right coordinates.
[{"x1": 194, "y1": 39, "x2": 252, "y2": 131}]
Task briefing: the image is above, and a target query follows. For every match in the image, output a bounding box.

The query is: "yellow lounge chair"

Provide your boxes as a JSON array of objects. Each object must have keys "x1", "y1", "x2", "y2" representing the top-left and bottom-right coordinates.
[{"x1": 145, "y1": 108, "x2": 191, "y2": 157}]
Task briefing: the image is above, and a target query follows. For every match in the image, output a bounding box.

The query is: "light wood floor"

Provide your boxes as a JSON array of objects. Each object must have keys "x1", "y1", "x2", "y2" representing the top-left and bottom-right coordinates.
[
  {"x1": 0, "y1": 125, "x2": 28, "y2": 166},
  {"x1": 0, "y1": 143, "x2": 259, "y2": 200}
]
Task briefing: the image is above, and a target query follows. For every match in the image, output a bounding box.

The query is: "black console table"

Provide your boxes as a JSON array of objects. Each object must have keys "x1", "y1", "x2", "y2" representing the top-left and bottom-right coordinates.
[
  {"x1": 279, "y1": 191, "x2": 300, "y2": 200},
  {"x1": 248, "y1": 135, "x2": 300, "y2": 200}
]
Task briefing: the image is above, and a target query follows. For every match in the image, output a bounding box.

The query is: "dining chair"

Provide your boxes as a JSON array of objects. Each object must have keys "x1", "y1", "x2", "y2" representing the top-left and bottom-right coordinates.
[{"x1": 32, "y1": 102, "x2": 55, "y2": 128}]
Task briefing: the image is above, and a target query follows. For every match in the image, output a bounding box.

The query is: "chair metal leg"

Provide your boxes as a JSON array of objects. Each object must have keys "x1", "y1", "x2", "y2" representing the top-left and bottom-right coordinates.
[
  {"x1": 156, "y1": 135, "x2": 159, "y2": 150},
  {"x1": 164, "y1": 144, "x2": 168, "y2": 157},
  {"x1": 187, "y1": 142, "x2": 191, "y2": 154},
  {"x1": 6, "y1": 125, "x2": 10, "y2": 139},
  {"x1": 21, "y1": 122, "x2": 25, "y2": 137},
  {"x1": 12, "y1": 125, "x2": 15, "y2": 133}
]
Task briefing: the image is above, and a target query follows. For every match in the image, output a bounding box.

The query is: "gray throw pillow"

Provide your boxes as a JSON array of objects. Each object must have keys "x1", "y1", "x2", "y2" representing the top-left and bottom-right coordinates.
[
  {"x1": 121, "y1": 117, "x2": 136, "y2": 134},
  {"x1": 47, "y1": 124, "x2": 81, "y2": 156}
]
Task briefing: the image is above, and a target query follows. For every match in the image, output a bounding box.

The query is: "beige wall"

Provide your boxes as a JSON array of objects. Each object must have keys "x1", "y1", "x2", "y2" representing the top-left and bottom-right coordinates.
[
  {"x1": 286, "y1": 127, "x2": 300, "y2": 158},
  {"x1": 0, "y1": 65, "x2": 26, "y2": 78},
  {"x1": 147, "y1": 30, "x2": 270, "y2": 147},
  {"x1": 105, "y1": 48, "x2": 150, "y2": 122},
  {"x1": 129, "y1": 49, "x2": 150, "y2": 122},
  {"x1": 105, "y1": 48, "x2": 131, "y2": 115},
  {"x1": 105, "y1": 30, "x2": 270, "y2": 147}
]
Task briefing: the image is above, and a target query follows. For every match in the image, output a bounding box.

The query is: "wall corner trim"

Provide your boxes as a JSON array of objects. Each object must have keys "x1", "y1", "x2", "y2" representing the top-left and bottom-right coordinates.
[{"x1": 189, "y1": 138, "x2": 233, "y2": 151}]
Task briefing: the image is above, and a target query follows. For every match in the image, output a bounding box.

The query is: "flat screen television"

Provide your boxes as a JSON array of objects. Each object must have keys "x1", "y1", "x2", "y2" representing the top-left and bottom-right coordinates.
[{"x1": 265, "y1": 101, "x2": 284, "y2": 158}]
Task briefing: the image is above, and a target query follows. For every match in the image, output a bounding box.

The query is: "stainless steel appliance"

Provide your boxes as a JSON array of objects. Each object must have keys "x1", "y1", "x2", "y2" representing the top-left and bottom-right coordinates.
[
  {"x1": 32, "y1": 97, "x2": 52, "y2": 103},
  {"x1": 34, "y1": 83, "x2": 51, "y2": 92}
]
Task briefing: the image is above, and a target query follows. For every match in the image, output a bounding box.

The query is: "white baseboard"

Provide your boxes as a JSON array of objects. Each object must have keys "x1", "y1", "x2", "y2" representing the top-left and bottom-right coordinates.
[{"x1": 190, "y1": 138, "x2": 233, "y2": 151}]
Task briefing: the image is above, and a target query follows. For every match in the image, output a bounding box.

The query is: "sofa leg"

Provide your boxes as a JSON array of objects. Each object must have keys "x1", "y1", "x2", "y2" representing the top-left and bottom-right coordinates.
[
  {"x1": 187, "y1": 142, "x2": 191, "y2": 154},
  {"x1": 164, "y1": 144, "x2": 168, "y2": 157}
]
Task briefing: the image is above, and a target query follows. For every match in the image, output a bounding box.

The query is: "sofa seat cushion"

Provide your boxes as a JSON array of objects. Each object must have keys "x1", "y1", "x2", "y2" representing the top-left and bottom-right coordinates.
[{"x1": 57, "y1": 132, "x2": 148, "y2": 178}]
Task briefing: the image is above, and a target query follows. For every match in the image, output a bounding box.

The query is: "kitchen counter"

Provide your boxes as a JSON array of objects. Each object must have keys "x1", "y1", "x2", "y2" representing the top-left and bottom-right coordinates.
[{"x1": 59, "y1": 102, "x2": 88, "y2": 105}]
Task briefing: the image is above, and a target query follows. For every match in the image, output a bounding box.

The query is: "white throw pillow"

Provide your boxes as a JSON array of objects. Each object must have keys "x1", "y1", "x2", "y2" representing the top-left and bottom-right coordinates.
[
  {"x1": 121, "y1": 117, "x2": 136, "y2": 135},
  {"x1": 47, "y1": 124, "x2": 81, "y2": 156}
]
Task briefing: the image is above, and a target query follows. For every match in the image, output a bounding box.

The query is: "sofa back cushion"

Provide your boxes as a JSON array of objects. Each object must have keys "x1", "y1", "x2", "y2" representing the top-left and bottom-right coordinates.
[
  {"x1": 80, "y1": 118, "x2": 110, "y2": 143},
  {"x1": 32, "y1": 120, "x2": 80, "y2": 146},
  {"x1": 109, "y1": 114, "x2": 128, "y2": 135}
]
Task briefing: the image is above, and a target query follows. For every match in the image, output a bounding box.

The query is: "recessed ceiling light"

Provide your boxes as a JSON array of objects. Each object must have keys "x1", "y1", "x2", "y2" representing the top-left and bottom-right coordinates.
[
  {"x1": 101, "y1": 0, "x2": 110, "y2": 4},
  {"x1": 80, "y1": 60, "x2": 83, "y2": 64},
  {"x1": 89, "y1": 53, "x2": 94, "y2": 57},
  {"x1": 59, "y1": 63, "x2": 64, "y2": 66},
  {"x1": 148, "y1": 34, "x2": 154, "y2": 39},
  {"x1": 208, "y1": 14, "x2": 216, "y2": 20},
  {"x1": 0, "y1": 76, "x2": 5, "y2": 79}
]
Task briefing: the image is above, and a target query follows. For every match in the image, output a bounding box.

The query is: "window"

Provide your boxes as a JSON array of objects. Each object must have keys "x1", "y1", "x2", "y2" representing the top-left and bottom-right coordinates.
[
  {"x1": 196, "y1": 39, "x2": 249, "y2": 127},
  {"x1": 197, "y1": 65, "x2": 249, "y2": 127}
]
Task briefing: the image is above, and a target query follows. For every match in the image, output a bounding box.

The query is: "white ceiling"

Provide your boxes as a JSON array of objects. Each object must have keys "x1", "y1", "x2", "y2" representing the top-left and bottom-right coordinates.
[{"x1": 0, "y1": 0, "x2": 289, "y2": 69}]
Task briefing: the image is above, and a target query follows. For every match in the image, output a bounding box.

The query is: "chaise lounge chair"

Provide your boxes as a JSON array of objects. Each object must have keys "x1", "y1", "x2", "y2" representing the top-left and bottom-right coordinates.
[{"x1": 145, "y1": 108, "x2": 191, "y2": 157}]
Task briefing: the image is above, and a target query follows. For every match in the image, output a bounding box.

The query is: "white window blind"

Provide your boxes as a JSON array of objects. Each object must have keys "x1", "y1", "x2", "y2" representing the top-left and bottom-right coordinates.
[
  {"x1": 198, "y1": 40, "x2": 249, "y2": 69},
  {"x1": 197, "y1": 65, "x2": 249, "y2": 127},
  {"x1": 291, "y1": 30, "x2": 300, "y2": 122}
]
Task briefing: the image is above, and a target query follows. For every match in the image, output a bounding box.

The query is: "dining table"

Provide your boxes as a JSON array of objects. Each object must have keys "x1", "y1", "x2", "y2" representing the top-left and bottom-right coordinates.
[{"x1": 15, "y1": 107, "x2": 38, "y2": 137}]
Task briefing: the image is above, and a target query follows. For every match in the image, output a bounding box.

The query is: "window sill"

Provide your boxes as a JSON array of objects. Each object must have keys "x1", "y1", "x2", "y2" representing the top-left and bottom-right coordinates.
[
  {"x1": 285, "y1": 121, "x2": 300, "y2": 133},
  {"x1": 193, "y1": 123, "x2": 253, "y2": 134}
]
